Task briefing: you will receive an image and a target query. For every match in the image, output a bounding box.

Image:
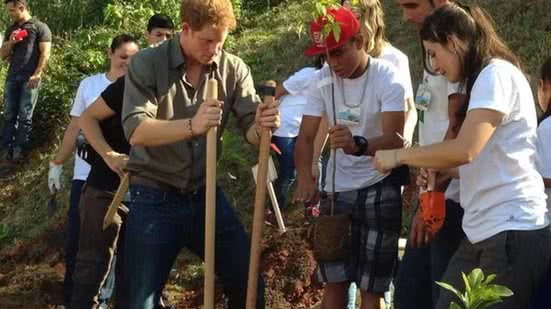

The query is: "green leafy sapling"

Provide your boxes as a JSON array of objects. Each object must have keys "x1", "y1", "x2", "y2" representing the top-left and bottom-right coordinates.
[{"x1": 436, "y1": 268, "x2": 513, "y2": 309}]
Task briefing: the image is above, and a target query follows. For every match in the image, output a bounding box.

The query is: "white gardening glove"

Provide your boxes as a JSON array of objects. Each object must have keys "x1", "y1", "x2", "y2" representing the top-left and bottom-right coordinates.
[{"x1": 48, "y1": 161, "x2": 63, "y2": 193}]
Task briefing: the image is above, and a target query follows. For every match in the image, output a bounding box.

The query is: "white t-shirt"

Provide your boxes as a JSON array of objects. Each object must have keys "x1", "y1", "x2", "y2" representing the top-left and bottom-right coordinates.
[
  {"x1": 459, "y1": 59, "x2": 549, "y2": 243},
  {"x1": 69, "y1": 73, "x2": 112, "y2": 181},
  {"x1": 537, "y1": 117, "x2": 551, "y2": 211},
  {"x1": 303, "y1": 57, "x2": 407, "y2": 192},
  {"x1": 416, "y1": 71, "x2": 461, "y2": 202},
  {"x1": 380, "y1": 45, "x2": 416, "y2": 146},
  {"x1": 273, "y1": 67, "x2": 318, "y2": 137}
]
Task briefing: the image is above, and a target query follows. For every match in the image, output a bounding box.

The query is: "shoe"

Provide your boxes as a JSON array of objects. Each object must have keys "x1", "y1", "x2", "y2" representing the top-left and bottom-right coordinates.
[{"x1": 264, "y1": 209, "x2": 277, "y2": 226}]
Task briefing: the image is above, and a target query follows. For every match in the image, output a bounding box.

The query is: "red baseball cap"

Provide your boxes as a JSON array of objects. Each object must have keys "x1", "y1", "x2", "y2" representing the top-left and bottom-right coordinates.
[{"x1": 304, "y1": 6, "x2": 360, "y2": 57}]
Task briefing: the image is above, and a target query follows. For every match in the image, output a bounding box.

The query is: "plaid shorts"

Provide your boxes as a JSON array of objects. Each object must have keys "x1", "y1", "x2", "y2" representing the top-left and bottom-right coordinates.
[{"x1": 315, "y1": 178, "x2": 402, "y2": 294}]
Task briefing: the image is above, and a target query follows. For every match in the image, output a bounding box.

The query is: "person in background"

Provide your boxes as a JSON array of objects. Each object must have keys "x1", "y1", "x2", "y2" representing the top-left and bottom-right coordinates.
[
  {"x1": 0, "y1": 0, "x2": 51, "y2": 162},
  {"x1": 71, "y1": 14, "x2": 175, "y2": 309},
  {"x1": 47, "y1": 34, "x2": 139, "y2": 309},
  {"x1": 531, "y1": 56, "x2": 551, "y2": 309},
  {"x1": 375, "y1": 4, "x2": 551, "y2": 308},
  {"x1": 145, "y1": 13, "x2": 174, "y2": 45},
  {"x1": 265, "y1": 56, "x2": 324, "y2": 223}
]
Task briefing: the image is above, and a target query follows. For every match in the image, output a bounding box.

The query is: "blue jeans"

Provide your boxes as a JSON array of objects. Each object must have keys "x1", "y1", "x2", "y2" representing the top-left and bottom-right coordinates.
[
  {"x1": 122, "y1": 185, "x2": 265, "y2": 309},
  {"x1": 1, "y1": 77, "x2": 40, "y2": 152},
  {"x1": 63, "y1": 180, "x2": 84, "y2": 307},
  {"x1": 272, "y1": 136, "x2": 296, "y2": 209},
  {"x1": 394, "y1": 200, "x2": 465, "y2": 309}
]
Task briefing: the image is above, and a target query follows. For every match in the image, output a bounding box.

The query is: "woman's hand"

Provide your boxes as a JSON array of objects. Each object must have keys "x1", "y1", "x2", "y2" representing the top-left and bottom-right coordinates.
[{"x1": 374, "y1": 149, "x2": 400, "y2": 173}]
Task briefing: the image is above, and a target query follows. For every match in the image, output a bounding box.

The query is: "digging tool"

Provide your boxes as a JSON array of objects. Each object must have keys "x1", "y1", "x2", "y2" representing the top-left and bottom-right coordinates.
[
  {"x1": 246, "y1": 80, "x2": 277, "y2": 309},
  {"x1": 204, "y1": 78, "x2": 218, "y2": 309},
  {"x1": 251, "y1": 156, "x2": 286, "y2": 233},
  {"x1": 47, "y1": 189, "x2": 58, "y2": 218},
  {"x1": 102, "y1": 173, "x2": 129, "y2": 230},
  {"x1": 419, "y1": 170, "x2": 445, "y2": 235}
]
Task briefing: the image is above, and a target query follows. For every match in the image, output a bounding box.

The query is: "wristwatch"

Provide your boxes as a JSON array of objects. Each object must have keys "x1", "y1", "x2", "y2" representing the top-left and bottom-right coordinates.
[{"x1": 353, "y1": 135, "x2": 368, "y2": 156}]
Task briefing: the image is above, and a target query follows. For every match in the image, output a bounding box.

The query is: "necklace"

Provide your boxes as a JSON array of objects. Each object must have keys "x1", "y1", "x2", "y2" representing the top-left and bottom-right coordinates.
[{"x1": 340, "y1": 59, "x2": 370, "y2": 108}]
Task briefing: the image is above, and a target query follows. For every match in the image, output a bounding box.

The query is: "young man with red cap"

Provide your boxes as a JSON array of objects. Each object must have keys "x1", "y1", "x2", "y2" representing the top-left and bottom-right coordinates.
[{"x1": 294, "y1": 6, "x2": 408, "y2": 309}]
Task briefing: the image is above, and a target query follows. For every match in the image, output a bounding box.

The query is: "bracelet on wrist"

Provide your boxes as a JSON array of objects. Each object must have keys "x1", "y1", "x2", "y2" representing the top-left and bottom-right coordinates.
[{"x1": 188, "y1": 118, "x2": 194, "y2": 137}]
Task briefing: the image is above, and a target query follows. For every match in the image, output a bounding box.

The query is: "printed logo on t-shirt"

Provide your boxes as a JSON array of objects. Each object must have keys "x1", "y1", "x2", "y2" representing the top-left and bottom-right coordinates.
[
  {"x1": 337, "y1": 105, "x2": 361, "y2": 127},
  {"x1": 415, "y1": 78, "x2": 432, "y2": 111}
]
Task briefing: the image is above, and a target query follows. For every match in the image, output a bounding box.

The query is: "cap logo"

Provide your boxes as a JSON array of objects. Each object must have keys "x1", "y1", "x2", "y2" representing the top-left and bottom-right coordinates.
[{"x1": 312, "y1": 31, "x2": 326, "y2": 48}]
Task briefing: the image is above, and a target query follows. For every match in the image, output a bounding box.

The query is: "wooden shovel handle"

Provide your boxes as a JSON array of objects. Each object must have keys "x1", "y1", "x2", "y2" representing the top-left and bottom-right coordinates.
[
  {"x1": 427, "y1": 169, "x2": 436, "y2": 192},
  {"x1": 246, "y1": 80, "x2": 277, "y2": 309},
  {"x1": 204, "y1": 78, "x2": 218, "y2": 309}
]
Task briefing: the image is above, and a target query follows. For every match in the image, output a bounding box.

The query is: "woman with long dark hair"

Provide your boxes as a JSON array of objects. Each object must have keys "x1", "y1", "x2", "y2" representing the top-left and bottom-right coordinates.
[{"x1": 374, "y1": 4, "x2": 551, "y2": 308}]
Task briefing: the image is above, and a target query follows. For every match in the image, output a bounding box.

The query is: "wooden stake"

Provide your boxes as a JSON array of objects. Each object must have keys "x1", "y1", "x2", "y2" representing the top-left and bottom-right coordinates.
[
  {"x1": 267, "y1": 181, "x2": 286, "y2": 234},
  {"x1": 246, "y1": 81, "x2": 277, "y2": 309},
  {"x1": 102, "y1": 173, "x2": 129, "y2": 230},
  {"x1": 251, "y1": 157, "x2": 286, "y2": 234},
  {"x1": 204, "y1": 78, "x2": 218, "y2": 309}
]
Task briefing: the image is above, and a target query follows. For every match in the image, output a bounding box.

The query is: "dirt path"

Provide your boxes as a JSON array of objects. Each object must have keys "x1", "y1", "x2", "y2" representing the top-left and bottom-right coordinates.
[{"x1": 0, "y1": 208, "x2": 323, "y2": 308}]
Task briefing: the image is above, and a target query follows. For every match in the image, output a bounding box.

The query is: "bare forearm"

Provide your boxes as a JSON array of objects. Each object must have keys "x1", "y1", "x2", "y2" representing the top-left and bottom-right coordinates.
[
  {"x1": 129, "y1": 118, "x2": 194, "y2": 146},
  {"x1": 53, "y1": 119, "x2": 79, "y2": 164},
  {"x1": 544, "y1": 178, "x2": 551, "y2": 189},
  {"x1": 274, "y1": 84, "x2": 289, "y2": 100},
  {"x1": 366, "y1": 134, "x2": 403, "y2": 156},
  {"x1": 79, "y1": 115, "x2": 114, "y2": 158},
  {"x1": 32, "y1": 53, "x2": 49, "y2": 76},
  {"x1": 0, "y1": 42, "x2": 14, "y2": 60},
  {"x1": 397, "y1": 139, "x2": 469, "y2": 169},
  {"x1": 295, "y1": 134, "x2": 315, "y2": 181},
  {"x1": 246, "y1": 125, "x2": 261, "y2": 146}
]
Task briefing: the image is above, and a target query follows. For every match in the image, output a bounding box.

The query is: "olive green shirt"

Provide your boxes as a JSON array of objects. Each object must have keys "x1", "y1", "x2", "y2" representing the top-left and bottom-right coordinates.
[{"x1": 122, "y1": 34, "x2": 259, "y2": 191}]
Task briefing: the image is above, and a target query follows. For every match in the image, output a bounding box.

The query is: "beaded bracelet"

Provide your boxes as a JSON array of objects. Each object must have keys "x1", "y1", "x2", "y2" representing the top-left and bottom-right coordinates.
[{"x1": 188, "y1": 118, "x2": 194, "y2": 137}]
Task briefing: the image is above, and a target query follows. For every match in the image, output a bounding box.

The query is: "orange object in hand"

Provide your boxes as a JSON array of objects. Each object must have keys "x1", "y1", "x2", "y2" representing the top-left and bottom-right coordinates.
[
  {"x1": 418, "y1": 170, "x2": 446, "y2": 235},
  {"x1": 419, "y1": 191, "x2": 446, "y2": 235}
]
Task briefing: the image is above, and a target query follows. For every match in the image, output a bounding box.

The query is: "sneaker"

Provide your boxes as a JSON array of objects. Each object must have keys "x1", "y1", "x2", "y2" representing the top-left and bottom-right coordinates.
[{"x1": 264, "y1": 209, "x2": 277, "y2": 226}]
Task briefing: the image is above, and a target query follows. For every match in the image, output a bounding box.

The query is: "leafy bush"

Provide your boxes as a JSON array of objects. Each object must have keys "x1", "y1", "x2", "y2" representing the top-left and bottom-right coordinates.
[
  {"x1": 31, "y1": 27, "x2": 116, "y2": 143},
  {"x1": 103, "y1": 0, "x2": 180, "y2": 35}
]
